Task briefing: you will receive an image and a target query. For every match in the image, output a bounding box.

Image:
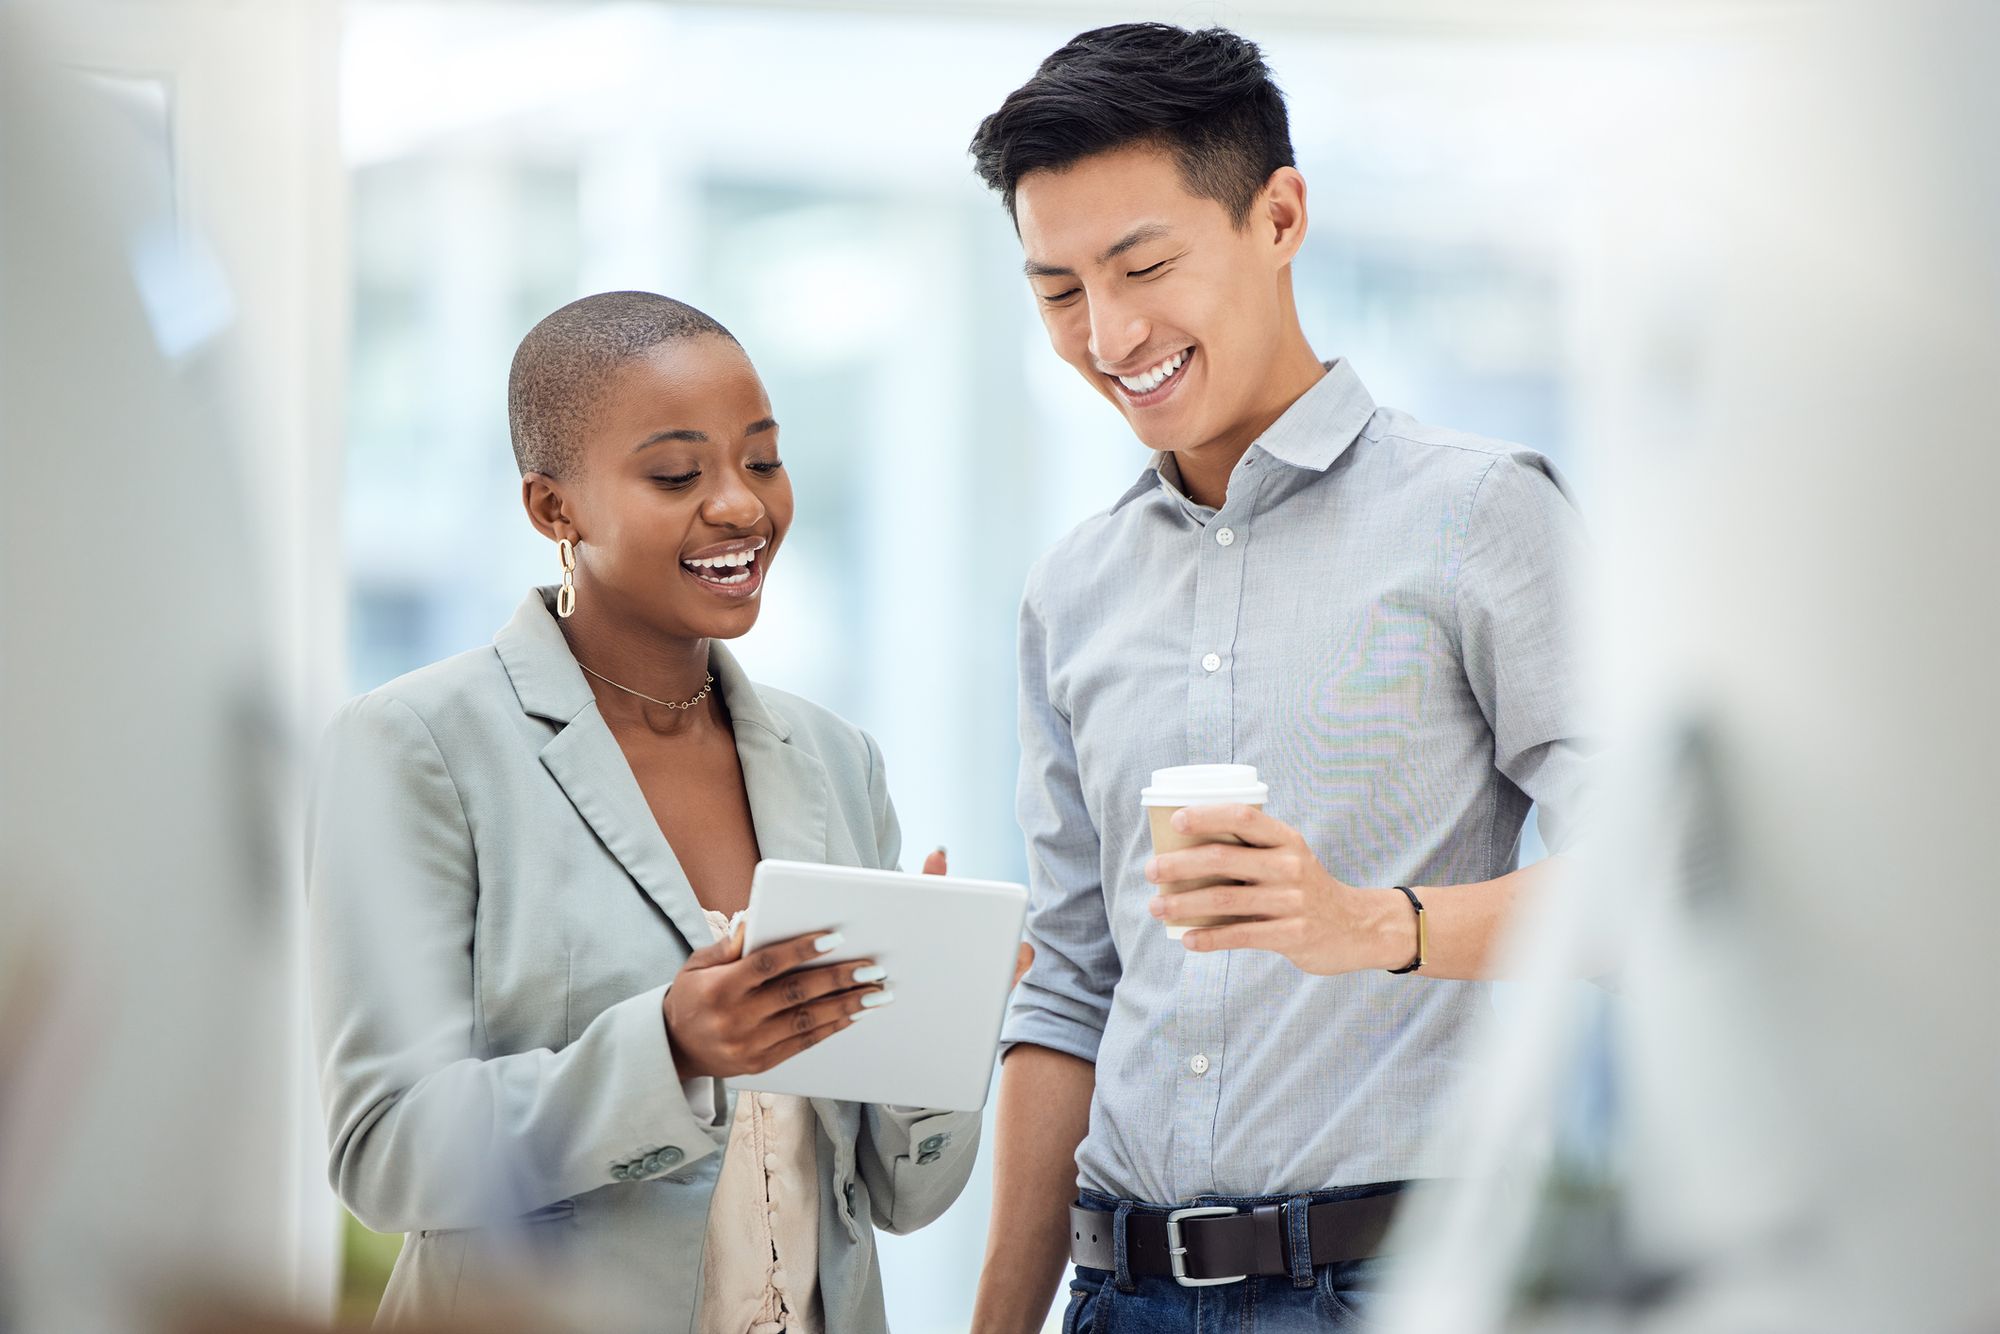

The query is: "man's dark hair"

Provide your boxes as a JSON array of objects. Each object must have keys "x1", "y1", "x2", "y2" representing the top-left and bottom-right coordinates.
[
  {"x1": 508, "y1": 291, "x2": 736, "y2": 479},
  {"x1": 968, "y1": 23, "x2": 1294, "y2": 226}
]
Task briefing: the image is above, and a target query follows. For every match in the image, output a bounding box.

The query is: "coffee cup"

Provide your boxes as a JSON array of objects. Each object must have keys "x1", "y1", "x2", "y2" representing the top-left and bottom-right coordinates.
[{"x1": 1141, "y1": 764, "x2": 1270, "y2": 939}]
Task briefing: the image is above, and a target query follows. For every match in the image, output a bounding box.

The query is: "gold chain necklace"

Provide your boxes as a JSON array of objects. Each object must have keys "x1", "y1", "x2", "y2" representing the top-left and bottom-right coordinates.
[{"x1": 577, "y1": 662, "x2": 715, "y2": 712}]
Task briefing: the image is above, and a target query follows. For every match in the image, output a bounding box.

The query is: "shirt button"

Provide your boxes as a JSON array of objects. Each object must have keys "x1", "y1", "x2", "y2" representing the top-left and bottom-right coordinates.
[
  {"x1": 1215, "y1": 526, "x2": 1235, "y2": 546},
  {"x1": 757, "y1": 1093, "x2": 775, "y2": 1110},
  {"x1": 764, "y1": 1152, "x2": 780, "y2": 1171},
  {"x1": 771, "y1": 1268, "x2": 789, "y2": 1292},
  {"x1": 1201, "y1": 653, "x2": 1221, "y2": 673},
  {"x1": 1190, "y1": 1053, "x2": 1210, "y2": 1076}
]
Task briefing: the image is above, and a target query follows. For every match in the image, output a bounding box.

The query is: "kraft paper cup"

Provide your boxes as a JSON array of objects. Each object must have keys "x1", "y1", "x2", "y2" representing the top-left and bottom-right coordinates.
[{"x1": 1141, "y1": 764, "x2": 1269, "y2": 940}]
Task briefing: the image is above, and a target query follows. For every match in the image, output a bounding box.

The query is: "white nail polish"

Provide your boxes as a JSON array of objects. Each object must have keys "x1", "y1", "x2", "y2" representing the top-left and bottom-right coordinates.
[
  {"x1": 853, "y1": 965, "x2": 887, "y2": 983},
  {"x1": 860, "y1": 990, "x2": 896, "y2": 1008},
  {"x1": 814, "y1": 932, "x2": 845, "y2": 953}
]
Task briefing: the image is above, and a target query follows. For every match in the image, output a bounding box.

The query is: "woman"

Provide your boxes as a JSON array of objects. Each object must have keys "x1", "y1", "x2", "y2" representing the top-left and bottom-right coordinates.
[{"x1": 308, "y1": 292, "x2": 987, "y2": 1333}]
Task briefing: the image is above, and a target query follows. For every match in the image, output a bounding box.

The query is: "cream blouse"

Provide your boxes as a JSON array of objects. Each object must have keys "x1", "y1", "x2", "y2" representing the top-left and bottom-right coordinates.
[{"x1": 696, "y1": 909, "x2": 823, "y2": 1334}]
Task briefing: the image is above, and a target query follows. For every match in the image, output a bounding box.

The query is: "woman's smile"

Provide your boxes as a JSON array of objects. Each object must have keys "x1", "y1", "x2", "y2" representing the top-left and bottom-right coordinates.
[{"x1": 680, "y1": 535, "x2": 769, "y2": 601}]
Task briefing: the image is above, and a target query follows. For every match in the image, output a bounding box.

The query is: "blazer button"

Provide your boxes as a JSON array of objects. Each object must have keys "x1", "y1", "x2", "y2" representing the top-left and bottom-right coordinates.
[
  {"x1": 642, "y1": 1155, "x2": 662, "y2": 1174},
  {"x1": 611, "y1": 1165, "x2": 631, "y2": 1181},
  {"x1": 918, "y1": 1134, "x2": 946, "y2": 1153},
  {"x1": 660, "y1": 1146, "x2": 685, "y2": 1166},
  {"x1": 917, "y1": 1150, "x2": 941, "y2": 1165}
]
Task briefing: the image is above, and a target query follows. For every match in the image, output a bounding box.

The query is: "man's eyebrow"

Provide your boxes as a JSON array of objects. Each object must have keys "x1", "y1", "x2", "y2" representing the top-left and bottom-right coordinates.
[
  {"x1": 1022, "y1": 223, "x2": 1175, "y2": 280},
  {"x1": 1099, "y1": 223, "x2": 1172, "y2": 264},
  {"x1": 633, "y1": 428, "x2": 707, "y2": 452},
  {"x1": 745, "y1": 417, "x2": 777, "y2": 436}
]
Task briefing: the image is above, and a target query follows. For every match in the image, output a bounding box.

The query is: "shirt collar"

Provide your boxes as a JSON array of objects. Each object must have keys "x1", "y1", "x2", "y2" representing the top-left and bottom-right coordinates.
[{"x1": 1110, "y1": 358, "x2": 1377, "y2": 513}]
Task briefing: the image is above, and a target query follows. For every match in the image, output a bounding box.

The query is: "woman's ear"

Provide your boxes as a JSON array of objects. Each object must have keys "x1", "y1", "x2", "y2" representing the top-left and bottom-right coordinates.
[
  {"x1": 522, "y1": 472, "x2": 577, "y2": 544},
  {"x1": 1262, "y1": 166, "x2": 1309, "y2": 267}
]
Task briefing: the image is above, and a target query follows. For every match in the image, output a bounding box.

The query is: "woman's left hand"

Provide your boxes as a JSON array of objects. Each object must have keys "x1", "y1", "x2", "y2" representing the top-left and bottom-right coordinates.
[{"x1": 922, "y1": 847, "x2": 1034, "y2": 986}]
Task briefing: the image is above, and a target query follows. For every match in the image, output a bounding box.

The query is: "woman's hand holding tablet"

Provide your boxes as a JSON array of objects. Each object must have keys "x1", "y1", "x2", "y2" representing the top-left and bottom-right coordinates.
[
  {"x1": 732, "y1": 859, "x2": 1030, "y2": 1110},
  {"x1": 663, "y1": 928, "x2": 891, "y2": 1079}
]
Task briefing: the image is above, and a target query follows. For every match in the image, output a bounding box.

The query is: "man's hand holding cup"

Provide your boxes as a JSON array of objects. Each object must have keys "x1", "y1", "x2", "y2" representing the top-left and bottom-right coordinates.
[{"x1": 1142, "y1": 773, "x2": 1415, "y2": 976}]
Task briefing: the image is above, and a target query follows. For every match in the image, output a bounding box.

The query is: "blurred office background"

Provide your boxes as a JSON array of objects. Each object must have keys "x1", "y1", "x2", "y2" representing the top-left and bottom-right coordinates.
[{"x1": 4, "y1": 1, "x2": 1994, "y2": 1332}]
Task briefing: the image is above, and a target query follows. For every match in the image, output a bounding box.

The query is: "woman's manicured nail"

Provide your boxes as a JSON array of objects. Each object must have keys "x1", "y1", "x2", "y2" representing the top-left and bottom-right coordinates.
[
  {"x1": 934, "y1": 845, "x2": 948, "y2": 858},
  {"x1": 1143, "y1": 858, "x2": 1160, "y2": 882},
  {"x1": 853, "y1": 965, "x2": 887, "y2": 983},
  {"x1": 860, "y1": 990, "x2": 896, "y2": 1008},
  {"x1": 1148, "y1": 897, "x2": 1166, "y2": 918},
  {"x1": 814, "y1": 932, "x2": 845, "y2": 953},
  {"x1": 1171, "y1": 809, "x2": 1190, "y2": 831}
]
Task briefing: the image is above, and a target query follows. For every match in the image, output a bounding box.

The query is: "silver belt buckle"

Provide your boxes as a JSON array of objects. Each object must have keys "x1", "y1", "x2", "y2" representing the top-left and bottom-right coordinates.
[{"x1": 1165, "y1": 1204, "x2": 1245, "y2": 1287}]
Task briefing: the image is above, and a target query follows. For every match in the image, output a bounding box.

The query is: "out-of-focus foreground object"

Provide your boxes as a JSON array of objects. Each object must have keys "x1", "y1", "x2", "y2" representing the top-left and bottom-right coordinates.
[
  {"x1": 0, "y1": 1, "x2": 345, "y2": 1329},
  {"x1": 1382, "y1": 1, "x2": 2000, "y2": 1331}
]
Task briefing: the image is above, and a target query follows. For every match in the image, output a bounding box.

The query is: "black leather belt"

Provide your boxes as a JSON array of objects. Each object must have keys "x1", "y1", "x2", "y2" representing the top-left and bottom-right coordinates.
[{"x1": 1068, "y1": 1185, "x2": 1406, "y2": 1287}]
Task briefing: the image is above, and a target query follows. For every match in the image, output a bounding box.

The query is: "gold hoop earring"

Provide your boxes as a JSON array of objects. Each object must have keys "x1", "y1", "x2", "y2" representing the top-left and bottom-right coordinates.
[{"x1": 557, "y1": 538, "x2": 577, "y2": 618}]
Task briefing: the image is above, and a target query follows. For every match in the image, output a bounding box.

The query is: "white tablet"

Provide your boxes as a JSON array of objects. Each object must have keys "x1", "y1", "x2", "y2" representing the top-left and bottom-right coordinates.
[{"x1": 730, "y1": 859, "x2": 1028, "y2": 1111}]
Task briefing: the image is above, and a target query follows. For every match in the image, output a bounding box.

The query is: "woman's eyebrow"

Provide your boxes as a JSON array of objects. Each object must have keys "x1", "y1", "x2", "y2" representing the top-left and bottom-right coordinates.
[
  {"x1": 632, "y1": 428, "x2": 707, "y2": 452},
  {"x1": 632, "y1": 418, "x2": 776, "y2": 452}
]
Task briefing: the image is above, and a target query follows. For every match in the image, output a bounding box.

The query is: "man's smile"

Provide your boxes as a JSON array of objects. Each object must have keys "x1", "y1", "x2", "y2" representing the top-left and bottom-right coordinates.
[{"x1": 1105, "y1": 346, "x2": 1195, "y2": 409}]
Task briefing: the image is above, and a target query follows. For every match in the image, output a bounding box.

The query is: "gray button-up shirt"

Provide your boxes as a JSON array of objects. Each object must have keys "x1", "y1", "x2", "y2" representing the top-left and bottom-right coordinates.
[{"x1": 1001, "y1": 359, "x2": 1590, "y2": 1203}]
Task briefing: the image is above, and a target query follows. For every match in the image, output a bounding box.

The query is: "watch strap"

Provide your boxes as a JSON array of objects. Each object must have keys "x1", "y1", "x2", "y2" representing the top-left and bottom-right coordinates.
[{"x1": 1387, "y1": 884, "x2": 1426, "y2": 974}]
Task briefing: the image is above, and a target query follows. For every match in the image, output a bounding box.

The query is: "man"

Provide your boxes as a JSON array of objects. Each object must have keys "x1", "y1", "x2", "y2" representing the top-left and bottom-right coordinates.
[{"x1": 965, "y1": 23, "x2": 1590, "y2": 1330}]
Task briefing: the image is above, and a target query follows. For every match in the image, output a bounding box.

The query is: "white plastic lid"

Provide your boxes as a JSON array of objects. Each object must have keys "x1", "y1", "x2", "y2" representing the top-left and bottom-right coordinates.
[{"x1": 1140, "y1": 763, "x2": 1268, "y2": 807}]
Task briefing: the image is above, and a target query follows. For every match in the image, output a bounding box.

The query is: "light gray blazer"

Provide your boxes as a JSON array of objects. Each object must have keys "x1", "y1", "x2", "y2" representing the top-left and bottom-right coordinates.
[{"x1": 307, "y1": 588, "x2": 980, "y2": 1332}]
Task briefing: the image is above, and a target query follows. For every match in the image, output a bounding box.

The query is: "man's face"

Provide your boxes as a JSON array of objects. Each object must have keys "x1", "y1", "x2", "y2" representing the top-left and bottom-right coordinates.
[
  {"x1": 564, "y1": 335, "x2": 794, "y2": 641},
  {"x1": 1015, "y1": 143, "x2": 1298, "y2": 457}
]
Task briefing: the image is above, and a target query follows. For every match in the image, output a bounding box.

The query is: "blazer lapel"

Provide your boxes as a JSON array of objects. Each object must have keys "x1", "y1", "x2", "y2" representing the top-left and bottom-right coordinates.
[
  {"x1": 494, "y1": 589, "x2": 836, "y2": 955},
  {"x1": 494, "y1": 588, "x2": 709, "y2": 950},
  {"x1": 538, "y1": 713, "x2": 717, "y2": 951},
  {"x1": 710, "y1": 644, "x2": 830, "y2": 868}
]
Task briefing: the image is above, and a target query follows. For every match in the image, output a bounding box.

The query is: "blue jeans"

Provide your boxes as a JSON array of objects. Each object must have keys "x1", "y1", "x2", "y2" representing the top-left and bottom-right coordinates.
[{"x1": 1060, "y1": 1187, "x2": 1401, "y2": 1332}]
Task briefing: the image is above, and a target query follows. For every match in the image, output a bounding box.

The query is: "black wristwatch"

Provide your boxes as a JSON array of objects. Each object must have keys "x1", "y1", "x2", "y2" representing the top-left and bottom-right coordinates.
[{"x1": 1386, "y1": 885, "x2": 1426, "y2": 975}]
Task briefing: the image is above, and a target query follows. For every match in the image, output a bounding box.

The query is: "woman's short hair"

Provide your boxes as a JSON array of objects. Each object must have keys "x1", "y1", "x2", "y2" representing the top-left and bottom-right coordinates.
[{"x1": 508, "y1": 291, "x2": 736, "y2": 479}]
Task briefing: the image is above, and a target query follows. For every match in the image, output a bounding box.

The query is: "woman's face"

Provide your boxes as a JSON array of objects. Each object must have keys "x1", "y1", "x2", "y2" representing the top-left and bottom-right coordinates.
[{"x1": 554, "y1": 335, "x2": 793, "y2": 641}]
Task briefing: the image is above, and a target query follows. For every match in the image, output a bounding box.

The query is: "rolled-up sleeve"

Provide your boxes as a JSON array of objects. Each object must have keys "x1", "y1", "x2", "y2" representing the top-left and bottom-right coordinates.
[
  {"x1": 307, "y1": 693, "x2": 727, "y2": 1235},
  {"x1": 1454, "y1": 451, "x2": 1596, "y2": 855},
  {"x1": 999, "y1": 566, "x2": 1119, "y2": 1063}
]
